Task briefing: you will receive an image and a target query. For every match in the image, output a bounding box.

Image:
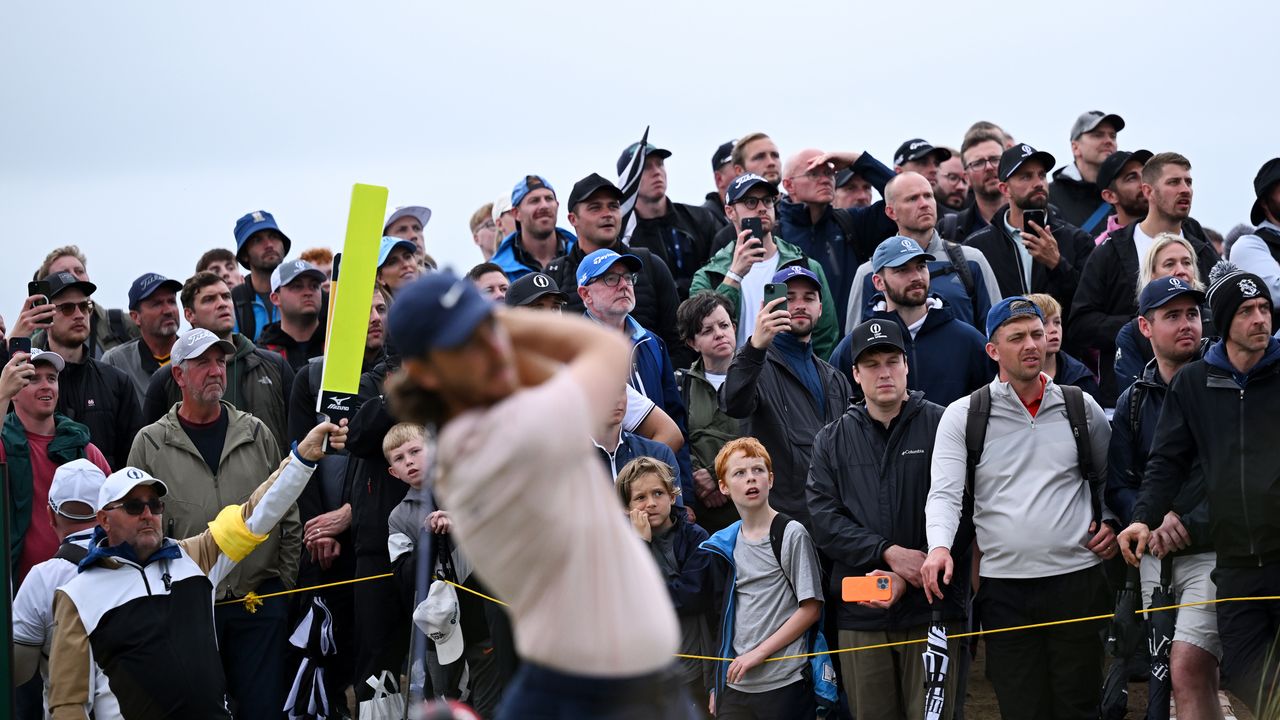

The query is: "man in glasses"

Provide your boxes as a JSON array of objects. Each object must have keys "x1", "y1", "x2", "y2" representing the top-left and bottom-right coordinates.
[
  {"x1": 935, "y1": 149, "x2": 971, "y2": 213},
  {"x1": 14, "y1": 271, "x2": 141, "y2": 470},
  {"x1": 939, "y1": 131, "x2": 1007, "y2": 242},
  {"x1": 778, "y1": 147, "x2": 897, "y2": 330},
  {"x1": 0, "y1": 349, "x2": 111, "y2": 583},
  {"x1": 126, "y1": 328, "x2": 300, "y2": 720},
  {"x1": 691, "y1": 173, "x2": 841, "y2": 359},
  {"x1": 48, "y1": 420, "x2": 346, "y2": 719}
]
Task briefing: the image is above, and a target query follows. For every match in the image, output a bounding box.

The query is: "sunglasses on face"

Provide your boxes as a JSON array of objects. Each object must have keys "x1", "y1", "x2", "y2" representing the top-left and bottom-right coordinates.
[
  {"x1": 53, "y1": 300, "x2": 94, "y2": 316},
  {"x1": 104, "y1": 498, "x2": 164, "y2": 516}
]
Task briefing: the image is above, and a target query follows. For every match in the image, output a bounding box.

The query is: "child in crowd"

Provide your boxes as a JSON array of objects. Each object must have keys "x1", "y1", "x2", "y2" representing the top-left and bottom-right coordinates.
[
  {"x1": 700, "y1": 438, "x2": 823, "y2": 719},
  {"x1": 1027, "y1": 293, "x2": 1102, "y2": 401},
  {"x1": 616, "y1": 456, "x2": 715, "y2": 716},
  {"x1": 384, "y1": 422, "x2": 505, "y2": 719}
]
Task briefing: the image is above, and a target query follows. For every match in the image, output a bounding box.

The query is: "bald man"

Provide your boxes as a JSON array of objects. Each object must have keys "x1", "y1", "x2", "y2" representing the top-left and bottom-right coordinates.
[{"x1": 776, "y1": 147, "x2": 898, "y2": 330}]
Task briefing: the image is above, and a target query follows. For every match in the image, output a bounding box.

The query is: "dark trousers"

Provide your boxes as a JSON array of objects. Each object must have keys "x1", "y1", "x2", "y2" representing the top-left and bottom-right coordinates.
[
  {"x1": 716, "y1": 679, "x2": 814, "y2": 720},
  {"x1": 496, "y1": 662, "x2": 698, "y2": 720},
  {"x1": 976, "y1": 565, "x2": 1109, "y2": 720},
  {"x1": 215, "y1": 577, "x2": 290, "y2": 719},
  {"x1": 1213, "y1": 563, "x2": 1280, "y2": 714},
  {"x1": 352, "y1": 555, "x2": 409, "y2": 701}
]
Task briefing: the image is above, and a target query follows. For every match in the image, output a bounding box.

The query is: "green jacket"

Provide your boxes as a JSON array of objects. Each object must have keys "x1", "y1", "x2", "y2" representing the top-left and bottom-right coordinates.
[
  {"x1": 126, "y1": 401, "x2": 298, "y2": 598},
  {"x1": 689, "y1": 236, "x2": 840, "y2": 358},
  {"x1": 676, "y1": 360, "x2": 741, "y2": 532}
]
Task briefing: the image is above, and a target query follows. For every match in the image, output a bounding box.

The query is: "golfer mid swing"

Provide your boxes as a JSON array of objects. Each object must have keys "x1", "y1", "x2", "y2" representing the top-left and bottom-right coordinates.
[{"x1": 385, "y1": 271, "x2": 693, "y2": 718}]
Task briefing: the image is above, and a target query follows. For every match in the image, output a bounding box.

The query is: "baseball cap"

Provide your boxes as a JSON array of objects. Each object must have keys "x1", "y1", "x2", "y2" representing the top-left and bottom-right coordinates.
[
  {"x1": 998, "y1": 144, "x2": 1057, "y2": 182},
  {"x1": 270, "y1": 259, "x2": 327, "y2": 293},
  {"x1": 712, "y1": 140, "x2": 737, "y2": 170},
  {"x1": 1251, "y1": 158, "x2": 1280, "y2": 225},
  {"x1": 871, "y1": 236, "x2": 935, "y2": 273},
  {"x1": 413, "y1": 580, "x2": 465, "y2": 665},
  {"x1": 725, "y1": 173, "x2": 779, "y2": 205},
  {"x1": 771, "y1": 265, "x2": 821, "y2": 290},
  {"x1": 49, "y1": 458, "x2": 108, "y2": 520},
  {"x1": 491, "y1": 193, "x2": 513, "y2": 223},
  {"x1": 847, "y1": 319, "x2": 907, "y2": 364},
  {"x1": 835, "y1": 167, "x2": 863, "y2": 189},
  {"x1": 577, "y1": 249, "x2": 643, "y2": 287},
  {"x1": 1069, "y1": 111, "x2": 1125, "y2": 141},
  {"x1": 127, "y1": 273, "x2": 182, "y2": 310},
  {"x1": 388, "y1": 270, "x2": 494, "y2": 358},
  {"x1": 511, "y1": 175, "x2": 556, "y2": 207},
  {"x1": 378, "y1": 236, "x2": 418, "y2": 268},
  {"x1": 383, "y1": 205, "x2": 432, "y2": 235},
  {"x1": 1138, "y1": 276, "x2": 1206, "y2": 315},
  {"x1": 1095, "y1": 149, "x2": 1153, "y2": 192},
  {"x1": 567, "y1": 173, "x2": 623, "y2": 210},
  {"x1": 42, "y1": 271, "x2": 97, "y2": 300},
  {"x1": 29, "y1": 349, "x2": 65, "y2": 373},
  {"x1": 506, "y1": 272, "x2": 568, "y2": 307},
  {"x1": 170, "y1": 328, "x2": 235, "y2": 365},
  {"x1": 985, "y1": 296, "x2": 1045, "y2": 340},
  {"x1": 894, "y1": 139, "x2": 951, "y2": 167},
  {"x1": 99, "y1": 466, "x2": 169, "y2": 510},
  {"x1": 617, "y1": 142, "x2": 672, "y2": 176},
  {"x1": 233, "y1": 210, "x2": 292, "y2": 269}
]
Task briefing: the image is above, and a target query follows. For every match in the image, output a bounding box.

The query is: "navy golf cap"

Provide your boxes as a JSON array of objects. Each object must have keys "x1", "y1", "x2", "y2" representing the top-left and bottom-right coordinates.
[
  {"x1": 388, "y1": 271, "x2": 495, "y2": 358},
  {"x1": 771, "y1": 265, "x2": 821, "y2": 289},
  {"x1": 616, "y1": 142, "x2": 672, "y2": 176},
  {"x1": 986, "y1": 295, "x2": 1045, "y2": 340},
  {"x1": 725, "y1": 173, "x2": 779, "y2": 205},
  {"x1": 127, "y1": 273, "x2": 182, "y2": 310},
  {"x1": 1138, "y1": 276, "x2": 1205, "y2": 315},
  {"x1": 871, "y1": 236, "x2": 935, "y2": 273}
]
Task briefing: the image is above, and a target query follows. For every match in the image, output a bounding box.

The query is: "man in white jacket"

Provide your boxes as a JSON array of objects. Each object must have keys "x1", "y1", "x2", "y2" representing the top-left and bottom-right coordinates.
[{"x1": 920, "y1": 296, "x2": 1118, "y2": 720}]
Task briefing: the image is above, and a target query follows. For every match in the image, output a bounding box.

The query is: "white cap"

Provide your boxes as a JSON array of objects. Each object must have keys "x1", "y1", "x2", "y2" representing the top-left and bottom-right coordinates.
[
  {"x1": 28, "y1": 349, "x2": 65, "y2": 373},
  {"x1": 384, "y1": 205, "x2": 432, "y2": 234},
  {"x1": 99, "y1": 466, "x2": 169, "y2": 510},
  {"x1": 49, "y1": 459, "x2": 107, "y2": 519},
  {"x1": 171, "y1": 328, "x2": 236, "y2": 365},
  {"x1": 413, "y1": 580, "x2": 464, "y2": 664},
  {"x1": 491, "y1": 194, "x2": 512, "y2": 223}
]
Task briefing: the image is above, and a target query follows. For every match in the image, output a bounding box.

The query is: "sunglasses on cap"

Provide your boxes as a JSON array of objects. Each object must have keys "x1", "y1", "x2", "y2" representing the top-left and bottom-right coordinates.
[{"x1": 103, "y1": 498, "x2": 165, "y2": 516}]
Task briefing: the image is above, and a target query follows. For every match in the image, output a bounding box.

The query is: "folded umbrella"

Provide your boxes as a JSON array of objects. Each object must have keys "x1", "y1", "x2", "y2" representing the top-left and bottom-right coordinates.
[
  {"x1": 922, "y1": 609, "x2": 950, "y2": 720},
  {"x1": 1146, "y1": 557, "x2": 1176, "y2": 720},
  {"x1": 1101, "y1": 565, "x2": 1143, "y2": 719}
]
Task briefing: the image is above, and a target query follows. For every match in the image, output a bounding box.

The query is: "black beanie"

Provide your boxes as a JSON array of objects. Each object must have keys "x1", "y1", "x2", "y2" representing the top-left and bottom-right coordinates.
[{"x1": 1207, "y1": 260, "x2": 1273, "y2": 328}]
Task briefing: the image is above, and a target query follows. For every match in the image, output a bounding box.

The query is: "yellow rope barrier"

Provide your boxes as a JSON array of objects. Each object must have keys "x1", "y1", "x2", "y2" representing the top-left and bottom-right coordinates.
[{"x1": 214, "y1": 570, "x2": 1280, "y2": 664}]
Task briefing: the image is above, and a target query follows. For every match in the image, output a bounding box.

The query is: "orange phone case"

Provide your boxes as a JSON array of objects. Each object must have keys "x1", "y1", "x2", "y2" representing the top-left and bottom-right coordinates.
[{"x1": 842, "y1": 575, "x2": 893, "y2": 602}]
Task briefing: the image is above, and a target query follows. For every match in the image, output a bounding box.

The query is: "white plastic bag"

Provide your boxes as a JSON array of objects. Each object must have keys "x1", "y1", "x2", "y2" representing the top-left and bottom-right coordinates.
[{"x1": 357, "y1": 670, "x2": 406, "y2": 719}]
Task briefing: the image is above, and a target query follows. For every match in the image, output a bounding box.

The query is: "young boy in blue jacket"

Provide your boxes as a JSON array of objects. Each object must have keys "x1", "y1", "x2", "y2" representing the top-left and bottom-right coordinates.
[{"x1": 700, "y1": 437, "x2": 823, "y2": 719}]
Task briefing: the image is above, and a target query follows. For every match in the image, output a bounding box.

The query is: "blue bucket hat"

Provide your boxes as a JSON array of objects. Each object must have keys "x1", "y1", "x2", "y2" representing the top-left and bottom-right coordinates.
[{"x1": 233, "y1": 210, "x2": 291, "y2": 269}]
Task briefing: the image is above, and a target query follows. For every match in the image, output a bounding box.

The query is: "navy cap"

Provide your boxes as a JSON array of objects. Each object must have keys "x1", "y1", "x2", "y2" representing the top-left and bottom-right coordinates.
[
  {"x1": 894, "y1": 139, "x2": 951, "y2": 167},
  {"x1": 1251, "y1": 158, "x2": 1280, "y2": 225},
  {"x1": 771, "y1": 265, "x2": 821, "y2": 289},
  {"x1": 617, "y1": 142, "x2": 672, "y2": 176},
  {"x1": 42, "y1": 271, "x2": 97, "y2": 300},
  {"x1": 835, "y1": 167, "x2": 863, "y2": 188},
  {"x1": 127, "y1": 273, "x2": 182, "y2": 310},
  {"x1": 511, "y1": 175, "x2": 556, "y2": 207},
  {"x1": 985, "y1": 295, "x2": 1045, "y2": 340},
  {"x1": 388, "y1": 271, "x2": 495, "y2": 358},
  {"x1": 712, "y1": 140, "x2": 737, "y2": 170},
  {"x1": 233, "y1": 210, "x2": 291, "y2": 269},
  {"x1": 1138, "y1": 276, "x2": 1205, "y2": 315},
  {"x1": 725, "y1": 173, "x2": 779, "y2": 205},
  {"x1": 871, "y1": 236, "x2": 935, "y2": 273},
  {"x1": 567, "y1": 173, "x2": 623, "y2": 210},
  {"x1": 378, "y1": 236, "x2": 418, "y2": 268},
  {"x1": 848, "y1": 319, "x2": 907, "y2": 364},
  {"x1": 1095, "y1": 149, "x2": 1153, "y2": 192},
  {"x1": 577, "y1": 249, "x2": 643, "y2": 287},
  {"x1": 998, "y1": 144, "x2": 1057, "y2": 182},
  {"x1": 506, "y1": 272, "x2": 568, "y2": 307}
]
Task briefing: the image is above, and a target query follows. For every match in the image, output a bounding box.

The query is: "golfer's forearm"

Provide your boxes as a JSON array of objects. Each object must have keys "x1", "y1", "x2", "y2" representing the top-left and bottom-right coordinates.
[{"x1": 503, "y1": 310, "x2": 629, "y2": 374}]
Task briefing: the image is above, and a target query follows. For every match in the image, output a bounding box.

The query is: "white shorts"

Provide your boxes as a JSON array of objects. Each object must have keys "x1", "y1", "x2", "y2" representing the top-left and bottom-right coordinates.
[{"x1": 1140, "y1": 551, "x2": 1221, "y2": 659}]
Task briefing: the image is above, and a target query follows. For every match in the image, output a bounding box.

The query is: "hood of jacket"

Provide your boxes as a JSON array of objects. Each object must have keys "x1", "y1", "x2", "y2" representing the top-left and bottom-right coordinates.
[{"x1": 1204, "y1": 336, "x2": 1280, "y2": 386}]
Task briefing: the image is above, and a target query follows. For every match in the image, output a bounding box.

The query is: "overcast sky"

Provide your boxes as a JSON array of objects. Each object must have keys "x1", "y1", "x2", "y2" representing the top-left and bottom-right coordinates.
[{"x1": 2, "y1": 0, "x2": 1272, "y2": 328}]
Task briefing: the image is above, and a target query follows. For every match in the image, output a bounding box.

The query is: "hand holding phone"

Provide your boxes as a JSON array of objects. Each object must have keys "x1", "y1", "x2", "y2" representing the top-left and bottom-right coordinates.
[
  {"x1": 762, "y1": 282, "x2": 789, "y2": 313},
  {"x1": 843, "y1": 574, "x2": 893, "y2": 603},
  {"x1": 741, "y1": 217, "x2": 765, "y2": 243},
  {"x1": 8, "y1": 337, "x2": 32, "y2": 355},
  {"x1": 1022, "y1": 209, "x2": 1047, "y2": 235}
]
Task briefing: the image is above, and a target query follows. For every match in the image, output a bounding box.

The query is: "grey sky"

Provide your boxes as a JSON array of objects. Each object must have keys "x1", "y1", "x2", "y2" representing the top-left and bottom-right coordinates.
[{"x1": 1, "y1": 0, "x2": 1270, "y2": 326}]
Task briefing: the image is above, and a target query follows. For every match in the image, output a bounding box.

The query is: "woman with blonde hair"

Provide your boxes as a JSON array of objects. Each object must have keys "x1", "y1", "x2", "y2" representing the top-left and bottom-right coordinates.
[{"x1": 1113, "y1": 233, "x2": 1215, "y2": 392}]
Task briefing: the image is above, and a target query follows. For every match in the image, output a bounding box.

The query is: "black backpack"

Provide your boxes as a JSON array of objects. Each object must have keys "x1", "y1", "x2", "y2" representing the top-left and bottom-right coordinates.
[{"x1": 964, "y1": 383, "x2": 1101, "y2": 525}]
